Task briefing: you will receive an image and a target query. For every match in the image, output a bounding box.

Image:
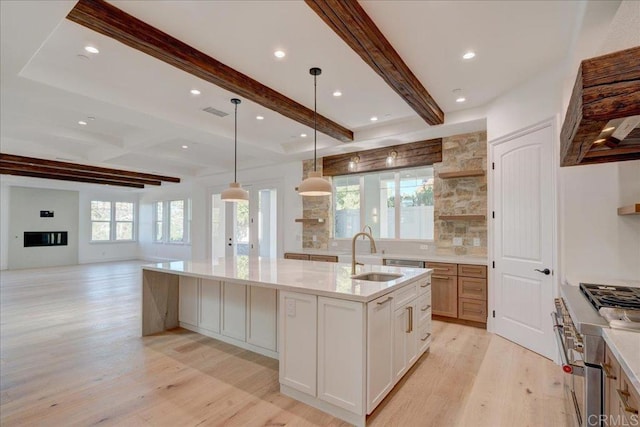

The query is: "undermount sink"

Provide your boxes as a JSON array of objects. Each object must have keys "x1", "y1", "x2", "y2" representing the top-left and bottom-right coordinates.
[{"x1": 351, "y1": 272, "x2": 403, "y2": 282}]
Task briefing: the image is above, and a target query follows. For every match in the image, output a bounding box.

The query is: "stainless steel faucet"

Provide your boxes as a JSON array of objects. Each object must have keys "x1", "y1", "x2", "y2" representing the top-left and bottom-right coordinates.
[{"x1": 351, "y1": 231, "x2": 377, "y2": 275}]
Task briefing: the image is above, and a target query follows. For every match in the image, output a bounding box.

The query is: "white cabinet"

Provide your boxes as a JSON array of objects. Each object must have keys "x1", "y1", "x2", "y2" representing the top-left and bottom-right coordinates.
[
  {"x1": 221, "y1": 282, "x2": 247, "y2": 341},
  {"x1": 366, "y1": 293, "x2": 394, "y2": 413},
  {"x1": 393, "y1": 299, "x2": 417, "y2": 381},
  {"x1": 317, "y1": 296, "x2": 365, "y2": 414},
  {"x1": 178, "y1": 276, "x2": 198, "y2": 326},
  {"x1": 247, "y1": 286, "x2": 277, "y2": 351},
  {"x1": 279, "y1": 291, "x2": 317, "y2": 396},
  {"x1": 199, "y1": 279, "x2": 221, "y2": 333}
]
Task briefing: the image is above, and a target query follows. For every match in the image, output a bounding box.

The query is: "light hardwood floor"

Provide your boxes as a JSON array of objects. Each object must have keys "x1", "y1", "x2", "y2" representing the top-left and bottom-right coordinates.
[{"x1": 0, "y1": 261, "x2": 574, "y2": 426}]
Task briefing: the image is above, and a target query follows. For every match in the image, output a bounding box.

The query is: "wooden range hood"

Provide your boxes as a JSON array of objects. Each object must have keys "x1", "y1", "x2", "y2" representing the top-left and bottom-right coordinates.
[{"x1": 560, "y1": 46, "x2": 640, "y2": 167}]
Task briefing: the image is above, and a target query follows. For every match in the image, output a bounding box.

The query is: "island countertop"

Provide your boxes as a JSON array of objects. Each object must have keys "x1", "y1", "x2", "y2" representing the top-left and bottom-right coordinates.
[{"x1": 143, "y1": 257, "x2": 431, "y2": 303}]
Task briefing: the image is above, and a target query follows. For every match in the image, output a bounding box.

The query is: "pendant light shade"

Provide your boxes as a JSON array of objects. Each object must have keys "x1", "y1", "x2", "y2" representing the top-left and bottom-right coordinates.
[
  {"x1": 298, "y1": 67, "x2": 332, "y2": 197},
  {"x1": 222, "y1": 98, "x2": 248, "y2": 202}
]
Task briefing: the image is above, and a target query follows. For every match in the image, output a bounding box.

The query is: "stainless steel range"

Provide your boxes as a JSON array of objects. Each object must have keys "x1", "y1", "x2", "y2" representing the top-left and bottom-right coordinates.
[{"x1": 555, "y1": 284, "x2": 610, "y2": 427}]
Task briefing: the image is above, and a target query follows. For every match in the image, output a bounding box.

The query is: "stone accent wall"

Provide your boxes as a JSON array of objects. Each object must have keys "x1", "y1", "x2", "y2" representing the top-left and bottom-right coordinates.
[
  {"x1": 302, "y1": 159, "x2": 332, "y2": 249},
  {"x1": 434, "y1": 131, "x2": 487, "y2": 256}
]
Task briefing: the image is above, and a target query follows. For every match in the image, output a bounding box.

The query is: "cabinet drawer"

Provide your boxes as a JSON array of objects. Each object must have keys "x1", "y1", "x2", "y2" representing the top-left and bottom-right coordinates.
[
  {"x1": 417, "y1": 277, "x2": 431, "y2": 294},
  {"x1": 426, "y1": 262, "x2": 457, "y2": 276},
  {"x1": 458, "y1": 264, "x2": 487, "y2": 278},
  {"x1": 458, "y1": 276, "x2": 487, "y2": 301},
  {"x1": 458, "y1": 298, "x2": 487, "y2": 323},
  {"x1": 417, "y1": 292, "x2": 432, "y2": 326},
  {"x1": 620, "y1": 369, "x2": 640, "y2": 422},
  {"x1": 393, "y1": 282, "x2": 418, "y2": 308},
  {"x1": 309, "y1": 254, "x2": 338, "y2": 263},
  {"x1": 284, "y1": 253, "x2": 310, "y2": 260}
]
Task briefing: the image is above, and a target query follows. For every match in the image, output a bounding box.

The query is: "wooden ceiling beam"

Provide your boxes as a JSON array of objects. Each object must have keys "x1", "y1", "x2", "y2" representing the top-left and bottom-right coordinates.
[
  {"x1": 0, "y1": 168, "x2": 145, "y2": 188},
  {"x1": 0, "y1": 153, "x2": 179, "y2": 183},
  {"x1": 0, "y1": 160, "x2": 162, "y2": 186},
  {"x1": 305, "y1": 0, "x2": 444, "y2": 126},
  {"x1": 66, "y1": 0, "x2": 353, "y2": 143}
]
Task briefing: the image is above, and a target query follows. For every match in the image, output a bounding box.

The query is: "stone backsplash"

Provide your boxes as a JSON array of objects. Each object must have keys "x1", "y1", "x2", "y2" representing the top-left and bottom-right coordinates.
[
  {"x1": 300, "y1": 130, "x2": 487, "y2": 255},
  {"x1": 434, "y1": 131, "x2": 487, "y2": 256},
  {"x1": 301, "y1": 160, "x2": 332, "y2": 249}
]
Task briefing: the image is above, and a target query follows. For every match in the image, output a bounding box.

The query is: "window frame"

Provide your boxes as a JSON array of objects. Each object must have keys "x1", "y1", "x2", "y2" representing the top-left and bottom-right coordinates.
[
  {"x1": 333, "y1": 166, "x2": 435, "y2": 242},
  {"x1": 90, "y1": 200, "x2": 136, "y2": 243},
  {"x1": 152, "y1": 199, "x2": 192, "y2": 245}
]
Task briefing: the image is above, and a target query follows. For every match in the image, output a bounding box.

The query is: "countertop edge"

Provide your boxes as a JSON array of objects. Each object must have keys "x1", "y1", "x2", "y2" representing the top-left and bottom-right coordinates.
[{"x1": 142, "y1": 265, "x2": 432, "y2": 303}]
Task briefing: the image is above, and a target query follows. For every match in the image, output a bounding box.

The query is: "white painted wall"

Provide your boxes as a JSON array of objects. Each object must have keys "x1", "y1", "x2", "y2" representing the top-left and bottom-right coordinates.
[
  {"x1": 0, "y1": 182, "x2": 9, "y2": 270},
  {"x1": 559, "y1": 161, "x2": 640, "y2": 281},
  {"x1": 8, "y1": 186, "x2": 79, "y2": 269}
]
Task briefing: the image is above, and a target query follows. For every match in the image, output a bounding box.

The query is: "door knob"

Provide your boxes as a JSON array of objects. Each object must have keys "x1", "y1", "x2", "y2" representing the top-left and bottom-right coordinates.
[{"x1": 535, "y1": 268, "x2": 551, "y2": 275}]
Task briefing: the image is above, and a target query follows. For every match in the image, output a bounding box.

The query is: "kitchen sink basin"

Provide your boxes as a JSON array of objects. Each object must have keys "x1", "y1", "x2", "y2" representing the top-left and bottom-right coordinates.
[{"x1": 351, "y1": 272, "x2": 403, "y2": 282}]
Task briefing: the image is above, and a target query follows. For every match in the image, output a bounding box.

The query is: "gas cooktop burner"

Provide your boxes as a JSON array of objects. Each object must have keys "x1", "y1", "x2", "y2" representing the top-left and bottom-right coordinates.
[{"x1": 580, "y1": 283, "x2": 640, "y2": 312}]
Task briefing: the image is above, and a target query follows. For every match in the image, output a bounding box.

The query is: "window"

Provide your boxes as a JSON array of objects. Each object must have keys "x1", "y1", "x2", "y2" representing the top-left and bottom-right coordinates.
[
  {"x1": 90, "y1": 201, "x2": 135, "y2": 242},
  {"x1": 153, "y1": 199, "x2": 191, "y2": 244},
  {"x1": 333, "y1": 167, "x2": 434, "y2": 240}
]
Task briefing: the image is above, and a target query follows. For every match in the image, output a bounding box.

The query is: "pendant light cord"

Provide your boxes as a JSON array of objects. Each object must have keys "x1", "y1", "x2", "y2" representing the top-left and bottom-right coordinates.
[
  {"x1": 234, "y1": 101, "x2": 238, "y2": 183},
  {"x1": 313, "y1": 72, "x2": 317, "y2": 172}
]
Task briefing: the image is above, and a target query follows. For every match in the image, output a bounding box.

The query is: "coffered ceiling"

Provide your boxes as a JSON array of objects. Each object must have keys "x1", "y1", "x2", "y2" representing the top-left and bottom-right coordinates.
[{"x1": 0, "y1": 0, "x2": 614, "y2": 185}]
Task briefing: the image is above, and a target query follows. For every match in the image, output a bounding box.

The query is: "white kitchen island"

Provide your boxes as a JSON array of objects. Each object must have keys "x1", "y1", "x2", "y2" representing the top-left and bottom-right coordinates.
[{"x1": 142, "y1": 257, "x2": 432, "y2": 426}]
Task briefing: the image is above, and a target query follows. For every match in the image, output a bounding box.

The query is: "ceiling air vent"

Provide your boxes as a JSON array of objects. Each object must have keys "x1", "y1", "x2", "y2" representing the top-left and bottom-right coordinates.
[{"x1": 202, "y1": 106, "x2": 229, "y2": 117}]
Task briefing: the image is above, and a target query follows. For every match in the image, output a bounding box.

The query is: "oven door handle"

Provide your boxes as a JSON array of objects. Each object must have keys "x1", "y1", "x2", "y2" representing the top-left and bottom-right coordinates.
[{"x1": 551, "y1": 312, "x2": 584, "y2": 376}]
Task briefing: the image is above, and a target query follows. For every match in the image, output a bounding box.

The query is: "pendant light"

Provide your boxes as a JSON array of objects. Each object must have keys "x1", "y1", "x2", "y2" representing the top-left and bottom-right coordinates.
[
  {"x1": 298, "y1": 67, "x2": 332, "y2": 196},
  {"x1": 221, "y1": 98, "x2": 249, "y2": 202}
]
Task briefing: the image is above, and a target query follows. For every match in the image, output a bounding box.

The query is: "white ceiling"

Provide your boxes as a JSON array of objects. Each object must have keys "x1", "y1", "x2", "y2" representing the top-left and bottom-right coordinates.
[{"x1": 0, "y1": 0, "x2": 614, "y2": 186}]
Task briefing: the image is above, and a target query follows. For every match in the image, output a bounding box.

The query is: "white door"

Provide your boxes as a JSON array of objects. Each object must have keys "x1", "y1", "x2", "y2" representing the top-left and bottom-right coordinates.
[
  {"x1": 491, "y1": 120, "x2": 555, "y2": 359},
  {"x1": 210, "y1": 184, "x2": 279, "y2": 259}
]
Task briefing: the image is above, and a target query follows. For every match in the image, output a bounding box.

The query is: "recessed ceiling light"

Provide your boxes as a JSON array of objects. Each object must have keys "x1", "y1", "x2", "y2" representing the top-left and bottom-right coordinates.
[
  {"x1": 462, "y1": 51, "x2": 475, "y2": 60},
  {"x1": 370, "y1": 116, "x2": 378, "y2": 122},
  {"x1": 274, "y1": 50, "x2": 286, "y2": 59},
  {"x1": 300, "y1": 133, "x2": 307, "y2": 138},
  {"x1": 333, "y1": 91, "x2": 342, "y2": 97},
  {"x1": 603, "y1": 126, "x2": 615, "y2": 132},
  {"x1": 181, "y1": 145, "x2": 189, "y2": 149},
  {"x1": 456, "y1": 97, "x2": 466, "y2": 103},
  {"x1": 256, "y1": 115, "x2": 264, "y2": 120},
  {"x1": 78, "y1": 120, "x2": 87, "y2": 125},
  {"x1": 88, "y1": 116, "x2": 96, "y2": 121},
  {"x1": 190, "y1": 89, "x2": 201, "y2": 95},
  {"x1": 84, "y1": 46, "x2": 99, "y2": 54}
]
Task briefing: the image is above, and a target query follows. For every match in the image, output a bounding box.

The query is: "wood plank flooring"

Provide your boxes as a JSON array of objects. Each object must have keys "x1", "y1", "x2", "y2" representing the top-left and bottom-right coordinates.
[{"x1": 0, "y1": 261, "x2": 574, "y2": 426}]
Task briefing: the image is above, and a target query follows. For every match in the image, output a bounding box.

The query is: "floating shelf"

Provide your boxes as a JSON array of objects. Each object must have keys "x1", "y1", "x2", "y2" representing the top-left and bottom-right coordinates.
[
  {"x1": 438, "y1": 169, "x2": 485, "y2": 179},
  {"x1": 439, "y1": 215, "x2": 486, "y2": 221},
  {"x1": 295, "y1": 218, "x2": 325, "y2": 223},
  {"x1": 618, "y1": 203, "x2": 640, "y2": 216}
]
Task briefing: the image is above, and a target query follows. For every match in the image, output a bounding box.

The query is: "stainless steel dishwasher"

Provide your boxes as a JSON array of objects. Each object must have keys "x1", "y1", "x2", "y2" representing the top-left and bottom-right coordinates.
[{"x1": 383, "y1": 258, "x2": 425, "y2": 268}]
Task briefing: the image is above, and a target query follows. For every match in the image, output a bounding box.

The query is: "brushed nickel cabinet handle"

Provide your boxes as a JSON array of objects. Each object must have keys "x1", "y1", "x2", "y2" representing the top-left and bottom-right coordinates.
[
  {"x1": 421, "y1": 332, "x2": 431, "y2": 341},
  {"x1": 464, "y1": 308, "x2": 484, "y2": 313},
  {"x1": 377, "y1": 296, "x2": 392, "y2": 305},
  {"x1": 431, "y1": 275, "x2": 450, "y2": 280},
  {"x1": 602, "y1": 363, "x2": 617, "y2": 380},
  {"x1": 616, "y1": 389, "x2": 639, "y2": 415},
  {"x1": 421, "y1": 304, "x2": 431, "y2": 312},
  {"x1": 420, "y1": 282, "x2": 429, "y2": 287}
]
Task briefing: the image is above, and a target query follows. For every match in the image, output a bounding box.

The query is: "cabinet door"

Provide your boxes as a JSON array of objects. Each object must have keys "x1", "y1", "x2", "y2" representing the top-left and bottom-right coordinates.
[
  {"x1": 367, "y1": 293, "x2": 394, "y2": 413},
  {"x1": 221, "y1": 282, "x2": 246, "y2": 340},
  {"x1": 199, "y1": 279, "x2": 221, "y2": 333},
  {"x1": 431, "y1": 274, "x2": 457, "y2": 317},
  {"x1": 393, "y1": 305, "x2": 410, "y2": 380},
  {"x1": 246, "y1": 286, "x2": 277, "y2": 351},
  {"x1": 603, "y1": 344, "x2": 621, "y2": 420},
  {"x1": 178, "y1": 276, "x2": 198, "y2": 326},
  {"x1": 317, "y1": 297, "x2": 365, "y2": 415},
  {"x1": 279, "y1": 291, "x2": 317, "y2": 396}
]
